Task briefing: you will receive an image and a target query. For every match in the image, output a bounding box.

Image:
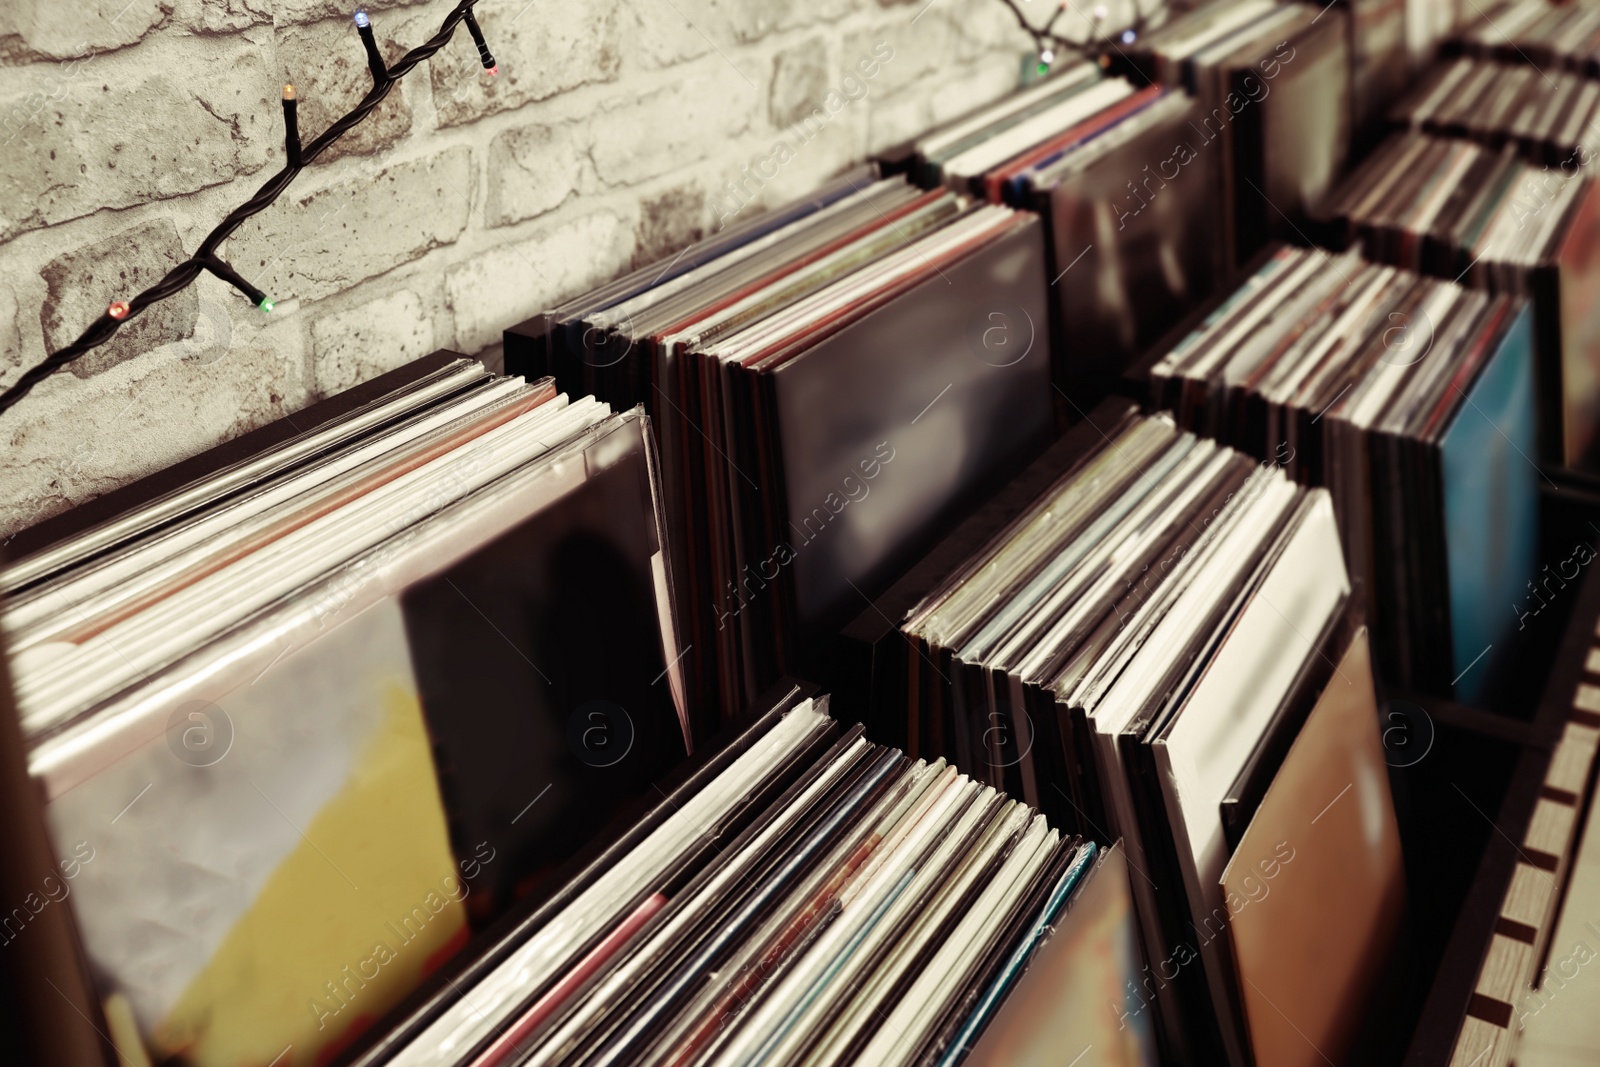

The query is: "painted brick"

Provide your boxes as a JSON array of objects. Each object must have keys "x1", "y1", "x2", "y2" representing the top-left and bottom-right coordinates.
[
  {"x1": 0, "y1": 36, "x2": 274, "y2": 244},
  {"x1": 310, "y1": 287, "x2": 436, "y2": 397},
  {"x1": 0, "y1": 0, "x2": 169, "y2": 62},
  {"x1": 224, "y1": 146, "x2": 472, "y2": 302},
  {"x1": 590, "y1": 61, "x2": 760, "y2": 188},
  {"x1": 770, "y1": 37, "x2": 831, "y2": 128},
  {"x1": 425, "y1": 2, "x2": 624, "y2": 128},
  {"x1": 173, "y1": 0, "x2": 273, "y2": 34},
  {"x1": 485, "y1": 121, "x2": 585, "y2": 227},
  {"x1": 445, "y1": 210, "x2": 634, "y2": 353}
]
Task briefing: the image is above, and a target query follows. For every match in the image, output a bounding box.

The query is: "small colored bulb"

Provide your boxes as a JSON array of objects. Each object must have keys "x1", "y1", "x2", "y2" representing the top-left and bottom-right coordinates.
[
  {"x1": 1122, "y1": 29, "x2": 1136, "y2": 44},
  {"x1": 1040, "y1": 48, "x2": 1054, "y2": 64},
  {"x1": 282, "y1": 83, "x2": 296, "y2": 100},
  {"x1": 258, "y1": 297, "x2": 276, "y2": 313},
  {"x1": 1093, "y1": 4, "x2": 1107, "y2": 18},
  {"x1": 353, "y1": 9, "x2": 370, "y2": 28},
  {"x1": 108, "y1": 301, "x2": 129, "y2": 320},
  {"x1": 1036, "y1": 62, "x2": 1050, "y2": 75},
  {"x1": 488, "y1": 64, "x2": 499, "y2": 76}
]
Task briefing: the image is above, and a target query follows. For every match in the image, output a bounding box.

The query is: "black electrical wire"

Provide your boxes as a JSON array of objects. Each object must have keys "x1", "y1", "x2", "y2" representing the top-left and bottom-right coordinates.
[{"x1": 0, "y1": 0, "x2": 496, "y2": 420}]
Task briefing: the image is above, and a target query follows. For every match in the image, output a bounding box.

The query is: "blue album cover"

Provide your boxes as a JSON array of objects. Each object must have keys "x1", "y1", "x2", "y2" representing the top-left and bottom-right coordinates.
[{"x1": 1441, "y1": 302, "x2": 1539, "y2": 704}]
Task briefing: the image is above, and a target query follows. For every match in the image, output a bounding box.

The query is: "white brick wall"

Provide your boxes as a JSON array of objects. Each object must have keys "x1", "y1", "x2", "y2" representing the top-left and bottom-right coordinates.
[{"x1": 0, "y1": 0, "x2": 1035, "y2": 538}]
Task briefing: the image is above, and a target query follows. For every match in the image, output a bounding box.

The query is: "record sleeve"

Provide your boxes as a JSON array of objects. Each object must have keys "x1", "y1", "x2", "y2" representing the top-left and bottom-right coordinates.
[{"x1": 1221, "y1": 628, "x2": 1405, "y2": 1067}]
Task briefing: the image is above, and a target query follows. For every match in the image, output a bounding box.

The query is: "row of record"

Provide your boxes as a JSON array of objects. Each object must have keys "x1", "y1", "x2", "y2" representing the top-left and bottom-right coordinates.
[
  {"x1": 362, "y1": 688, "x2": 1151, "y2": 1067},
  {"x1": 508, "y1": 0, "x2": 1367, "y2": 719},
  {"x1": 0, "y1": 360, "x2": 696, "y2": 1067},
  {"x1": 1148, "y1": 243, "x2": 1539, "y2": 703},
  {"x1": 1394, "y1": 55, "x2": 1600, "y2": 163},
  {"x1": 1324, "y1": 126, "x2": 1600, "y2": 470},
  {"x1": 1451, "y1": 0, "x2": 1600, "y2": 74},
  {"x1": 510, "y1": 167, "x2": 1056, "y2": 725},
  {"x1": 1, "y1": 2, "x2": 1586, "y2": 1062},
  {"x1": 0, "y1": 346, "x2": 1410, "y2": 1067},
  {"x1": 849, "y1": 402, "x2": 1408, "y2": 1067},
  {"x1": 506, "y1": 13, "x2": 1600, "y2": 718}
]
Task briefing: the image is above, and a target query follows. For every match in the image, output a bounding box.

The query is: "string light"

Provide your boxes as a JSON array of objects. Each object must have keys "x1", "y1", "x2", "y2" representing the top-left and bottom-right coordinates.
[
  {"x1": 282, "y1": 84, "x2": 300, "y2": 168},
  {"x1": 355, "y1": 9, "x2": 387, "y2": 83},
  {"x1": 997, "y1": 0, "x2": 1156, "y2": 69},
  {"x1": 0, "y1": 0, "x2": 496, "y2": 419},
  {"x1": 462, "y1": 9, "x2": 497, "y2": 73}
]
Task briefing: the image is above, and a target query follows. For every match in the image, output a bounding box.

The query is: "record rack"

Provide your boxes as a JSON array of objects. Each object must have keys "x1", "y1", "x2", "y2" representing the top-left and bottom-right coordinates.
[{"x1": 15, "y1": 0, "x2": 1600, "y2": 1061}]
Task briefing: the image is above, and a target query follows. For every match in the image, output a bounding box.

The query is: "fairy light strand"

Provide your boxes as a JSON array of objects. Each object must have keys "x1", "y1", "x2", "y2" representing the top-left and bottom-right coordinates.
[
  {"x1": 998, "y1": 0, "x2": 1159, "y2": 72},
  {"x1": 0, "y1": 0, "x2": 497, "y2": 419}
]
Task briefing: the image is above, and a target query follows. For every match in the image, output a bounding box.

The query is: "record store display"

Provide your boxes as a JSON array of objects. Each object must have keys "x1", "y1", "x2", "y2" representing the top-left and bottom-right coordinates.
[
  {"x1": 888, "y1": 409, "x2": 1404, "y2": 1065},
  {"x1": 1122, "y1": 0, "x2": 1353, "y2": 273},
  {"x1": 1147, "y1": 243, "x2": 1540, "y2": 703},
  {"x1": 894, "y1": 60, "x2": 1221, "y2": 401},
  {"x1": 20, "y1": 1, "x2": 1600, "y2": 1064},
  {"x1": 1325, "y1": 128, "x2": 1600, "y2": 471},
  {"x1": 505, "y1": 171, "x2": 1052, "y2": 724},
  {"x1": 0, "y1": 357, "x2": 689, "y2": 1067}
]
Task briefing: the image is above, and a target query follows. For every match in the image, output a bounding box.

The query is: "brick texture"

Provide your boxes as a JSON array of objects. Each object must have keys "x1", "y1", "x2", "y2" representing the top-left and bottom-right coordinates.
[{"x1": 0, "y1": 0, "x2": 1029, "y2": 538}]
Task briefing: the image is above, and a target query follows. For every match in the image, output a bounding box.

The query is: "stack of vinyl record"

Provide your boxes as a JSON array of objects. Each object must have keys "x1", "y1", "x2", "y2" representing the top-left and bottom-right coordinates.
[
  {"x1": 894, "y1": 409, "x2": 1406, "y2": 1065},
  {"x1": 1452, "y1": 0, "x2": 1600, "y2": 72},
  {"x1": 892, "y1": 61, "x2": 1221, "y2": 402},
  {"x1": 1393, "y1": 56, "x2": 1600, "y2": 164},
  {"x1": 0, "y1": 356, "x2": 690, "y2": 1067},
  {"x1": 1121, "y1": 0, "x2": 1353, "y2": 273},
  {"x1": 1326, "y1": 128, "x2": 1600, "y2": 470},
  {"x1": 505, "y1": 170, "x2": 1053, "y2": 724},
  {"x1": 1147, "y1": 243, "x2": 1540, "y2": 702},
  {"x1": 352, "y1": 687, "x2": 1157, "y2": 1067}
]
